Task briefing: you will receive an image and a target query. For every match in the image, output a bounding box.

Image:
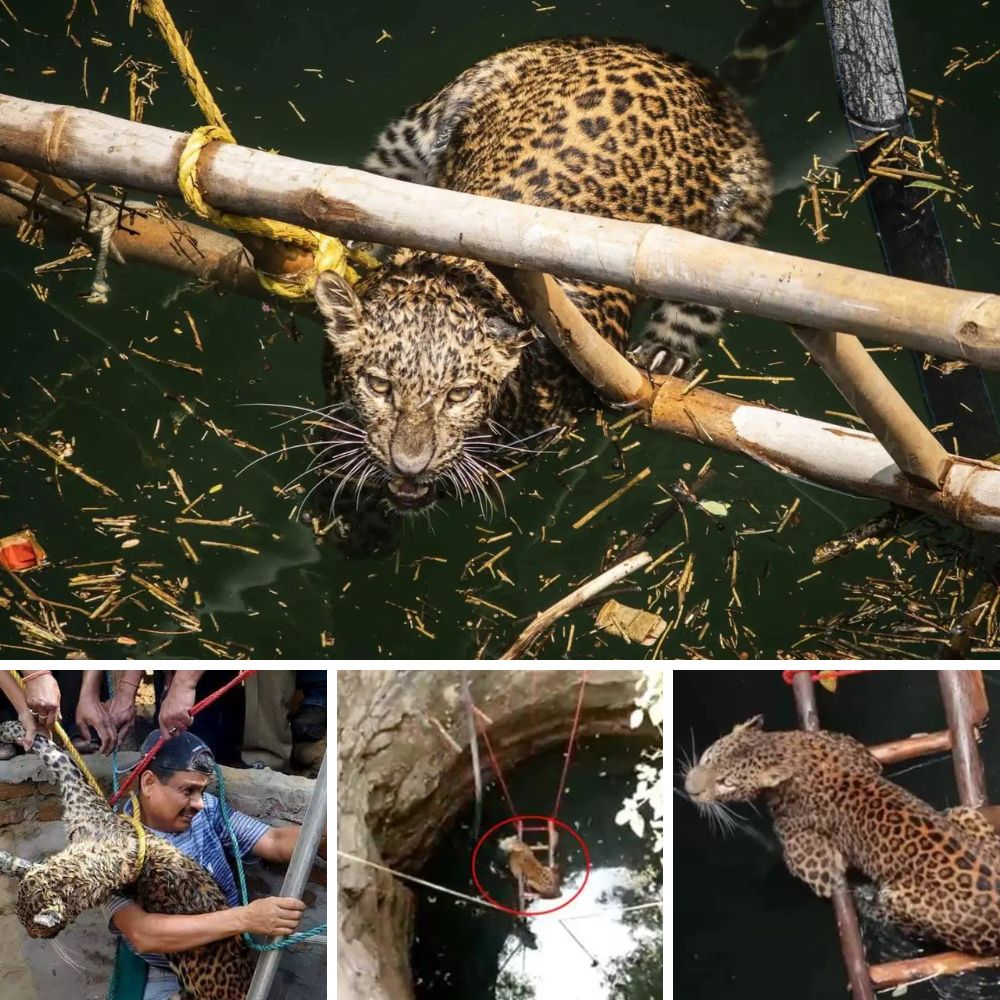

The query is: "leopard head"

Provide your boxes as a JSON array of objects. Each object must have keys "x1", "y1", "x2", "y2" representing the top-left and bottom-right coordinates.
[
  {"x1": 684, "y1": 715, "x2": 796, "y2": 803},
  {"x1": 18, "y1": 871, "x2": 67, "y2": 938},
  {"x1": 313, "y1": 254, "x2": 532, "y2": 512}
]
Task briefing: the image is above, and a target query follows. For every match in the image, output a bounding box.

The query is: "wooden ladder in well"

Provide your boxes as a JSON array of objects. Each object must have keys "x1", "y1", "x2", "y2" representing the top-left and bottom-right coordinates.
[
  {"x1": 788, "y1": 670, "x2": 998, "y2": 999},
  {"x1": 516, "y1": 818, "x2": 559, "y2": 912}
]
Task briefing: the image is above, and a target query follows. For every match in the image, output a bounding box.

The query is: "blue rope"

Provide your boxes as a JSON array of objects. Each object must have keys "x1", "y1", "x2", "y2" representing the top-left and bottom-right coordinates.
[{"x1": 213, "y1": 762, "x2": 326, "y2": 951}]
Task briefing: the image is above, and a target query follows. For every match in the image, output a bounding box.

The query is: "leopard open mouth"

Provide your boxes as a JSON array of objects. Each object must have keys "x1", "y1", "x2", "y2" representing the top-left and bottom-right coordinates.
[{"x1": 385, "y1": 477, "x2": 435, "y2": 510}]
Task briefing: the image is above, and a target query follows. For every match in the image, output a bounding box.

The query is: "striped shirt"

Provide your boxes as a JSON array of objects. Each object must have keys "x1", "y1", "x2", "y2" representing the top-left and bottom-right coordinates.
[{"x1": 104, "y1": 791, "x2": 270, "y2": 968}]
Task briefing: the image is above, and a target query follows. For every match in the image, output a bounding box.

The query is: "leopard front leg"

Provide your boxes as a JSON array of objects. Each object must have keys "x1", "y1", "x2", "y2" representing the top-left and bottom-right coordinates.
[
  {"x1": 772, "y1": 820, "x2": 847, "y2": 898},
  {"x1": 0, "y1": 850, "x2": 34, "y2": 878}
]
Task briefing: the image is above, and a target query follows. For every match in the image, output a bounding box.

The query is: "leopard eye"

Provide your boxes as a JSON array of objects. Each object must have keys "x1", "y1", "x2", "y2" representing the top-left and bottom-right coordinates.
[
  {"x1": 365, "y1": 373, "x2": 391, "y2": 395},
  {"x1": 446, "y1": 385, "x2": 475, "y2": 404}
]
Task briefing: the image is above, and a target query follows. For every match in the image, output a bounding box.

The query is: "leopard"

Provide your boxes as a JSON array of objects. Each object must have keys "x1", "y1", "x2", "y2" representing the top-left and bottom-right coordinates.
[
  {"x1": 684, "y1": 715, "x2": 1000, "y2": 956},
  {"x1": 498, "y1": 835, "x2": 561, "y2": 900},
  {"x1": 0, "y1": 721, "x2": 254, "y2": 999},
  {"x1": 312, "y1": 36, "x2": 771, "y2": 513}
]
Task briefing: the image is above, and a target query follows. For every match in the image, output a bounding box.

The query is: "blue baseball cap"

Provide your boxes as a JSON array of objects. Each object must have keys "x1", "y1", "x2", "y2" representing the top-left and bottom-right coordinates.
[{"x1": 128, "y1": 729, "x2": 215, "y2": 773}]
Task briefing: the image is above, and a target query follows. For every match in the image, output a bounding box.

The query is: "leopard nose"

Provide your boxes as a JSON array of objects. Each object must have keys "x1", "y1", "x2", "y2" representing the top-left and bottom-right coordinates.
[
  {"x1": 390, "y1": 450, "x2": 431, "y2": 478},
  {"x1": 685, "y1": 766, "x2": 711, "y2": 797},
  {"x1": 389, "y1": 432, "x2": 434, "y2": 478}
]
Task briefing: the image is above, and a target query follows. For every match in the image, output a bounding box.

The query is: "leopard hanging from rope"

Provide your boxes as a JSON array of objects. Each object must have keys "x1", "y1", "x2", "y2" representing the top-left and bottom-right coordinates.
[
  {"x1": 685, "y1": 715, "x2": 1000, "y2": 956},
  {"x1": 0, "y1": 721, "x2": 253, "y2": 1000}
]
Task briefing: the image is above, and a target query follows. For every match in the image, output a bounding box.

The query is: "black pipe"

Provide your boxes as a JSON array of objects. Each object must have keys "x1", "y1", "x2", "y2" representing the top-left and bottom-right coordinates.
[{"x1": 822, "y1": 0, "x2": 1000, "y2": 459}]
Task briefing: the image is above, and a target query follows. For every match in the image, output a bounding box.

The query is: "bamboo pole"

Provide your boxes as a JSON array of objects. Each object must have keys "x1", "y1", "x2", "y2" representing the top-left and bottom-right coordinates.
[
  {"x1": 499, "y1": 552, "x2": 652, "y2": 659},
  {"x1": 0, "y1": 162, "x2": 267, "y2": 299},
  {"x1": 792, "y1": 326, "x2": 950, "y2": 489},
  {"x1": 939, "y1": 670, "x2": 987, "y2": 808},
  {"x1": 489, "y1": 266, "x2": 653, "y2": 407},
  {"x1": 647, "y1": 377, "x2": 1000, "y2": 532},
  {"x1": 868, "y1": 731, "x2": 952, "y2": 764},
  {"x1": 869, "y1": 952, "x2": 1000, "y2": 989},
  {"x1": 2, "y1": 94, "x2": 999, "y2": 366}
]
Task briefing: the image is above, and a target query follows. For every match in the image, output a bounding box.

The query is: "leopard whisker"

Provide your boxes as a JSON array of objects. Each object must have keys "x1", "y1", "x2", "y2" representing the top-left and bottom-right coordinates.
[
  {"x1": 280, "y1": 445, "x2": 363, "y2": 493},
  {"x1": 329, "y1": 454, "x2": 372, "y2": 511},
  {"x1": 236, "y1": 438, "x2": 361, "y2": 477}
]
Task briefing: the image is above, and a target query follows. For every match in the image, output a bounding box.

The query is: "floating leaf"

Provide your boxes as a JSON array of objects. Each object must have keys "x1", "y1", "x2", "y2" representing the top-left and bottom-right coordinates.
[
  {"x1": 700, "y1": 500, "x2": 731, "y2": 517},
  {"x1": 628, "y1": 811, "x2": 646, "y2": 838}
]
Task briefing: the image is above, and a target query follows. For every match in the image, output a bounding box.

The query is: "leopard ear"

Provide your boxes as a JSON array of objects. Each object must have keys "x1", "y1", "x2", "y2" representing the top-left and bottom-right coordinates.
[
  {"x1": 732, "y1": 715, "x2": 764, "y2": 734},
  {"x1": 314, "y1": 270, "x2": 363, "y2": 356}
]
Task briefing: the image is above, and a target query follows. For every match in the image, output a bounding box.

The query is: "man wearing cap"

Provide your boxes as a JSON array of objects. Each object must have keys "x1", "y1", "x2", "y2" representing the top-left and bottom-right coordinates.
[{"x1": 104, "y1": 730, "x2": 323, "y2": 1000}]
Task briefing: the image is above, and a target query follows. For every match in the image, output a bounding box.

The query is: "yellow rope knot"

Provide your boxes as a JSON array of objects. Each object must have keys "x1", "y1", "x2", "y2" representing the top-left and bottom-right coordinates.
[{"x1": 143, "y1": 0, "x2": 375, "y2": 299}]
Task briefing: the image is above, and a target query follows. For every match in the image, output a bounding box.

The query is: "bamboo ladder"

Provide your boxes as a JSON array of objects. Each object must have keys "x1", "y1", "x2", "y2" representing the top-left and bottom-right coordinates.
[{"x1": 787, "y1": 670, "x2": 1000, "y2": 998}]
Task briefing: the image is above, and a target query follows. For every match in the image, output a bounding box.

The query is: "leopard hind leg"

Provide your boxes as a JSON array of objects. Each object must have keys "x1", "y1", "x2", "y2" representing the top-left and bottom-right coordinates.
[
  {"x1": 629, "y1": 301, "x2": 725, "y2": 377},
  {"x1": 27, "y1": 731, "x2": 114, "y2": 841}
]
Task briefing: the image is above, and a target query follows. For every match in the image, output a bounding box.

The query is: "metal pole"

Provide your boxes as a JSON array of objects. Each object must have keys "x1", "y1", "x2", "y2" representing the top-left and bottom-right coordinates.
[
  {"x1": 246, "y1": 752, "x2": 328, "y2": 1000},
  {"x1": 788, "y1": 671, "x2": 876, "y2": 1000}
]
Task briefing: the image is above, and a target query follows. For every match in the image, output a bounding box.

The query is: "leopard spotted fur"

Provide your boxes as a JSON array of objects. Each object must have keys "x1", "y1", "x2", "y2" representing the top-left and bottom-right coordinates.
[
  {"x1": 498, "y1": 835, "x2": 561, "y2": 900},
  {"x1": 313, "y1": 36, "x2": 771, "y2": 512},
  {"x1": 686, "y1": 715, "x2": 1000, "y2": 956},
  {"x1": 0, "y1": 721, "x2": 253, "y2": 999}
]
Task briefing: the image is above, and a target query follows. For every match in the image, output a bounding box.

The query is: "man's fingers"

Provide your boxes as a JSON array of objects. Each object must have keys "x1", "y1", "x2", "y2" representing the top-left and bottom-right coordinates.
[{"x1": 276, "y1": 898, "x2": 307, "y2": 912}]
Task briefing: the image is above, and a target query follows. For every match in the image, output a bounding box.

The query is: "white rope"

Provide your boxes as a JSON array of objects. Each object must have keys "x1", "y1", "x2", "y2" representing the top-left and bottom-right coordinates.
[
  {"x1": 0, "y1": 178, "x2": 129, "y2": 303},
  {"x1": 337, "y1": 849, "x2": 663, "y2": 924},
  {"x1": 336, "y1": 850, "x2": 502, "y2": 912},
  {"x1": 557, "y1": 900, "x2": 662, "y2": 921}
]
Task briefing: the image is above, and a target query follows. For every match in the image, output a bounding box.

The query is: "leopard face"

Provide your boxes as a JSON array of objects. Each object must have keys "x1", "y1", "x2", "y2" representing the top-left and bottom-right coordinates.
[
  {"x1": 314, "y1": 258, "x2": 530, "y2": 511},
  {"x1": 684, "y1": 715, "x2": 796, "y2": 803}
]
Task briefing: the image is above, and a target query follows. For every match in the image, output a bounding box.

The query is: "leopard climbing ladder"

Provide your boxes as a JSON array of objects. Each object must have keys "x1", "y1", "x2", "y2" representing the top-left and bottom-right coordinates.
[
  {"x1": 515, "y1": 818, "x2": 558, "y2": 913},
  {"x1": 787, "y1": 670, "x2": 998, "y2": 999}
]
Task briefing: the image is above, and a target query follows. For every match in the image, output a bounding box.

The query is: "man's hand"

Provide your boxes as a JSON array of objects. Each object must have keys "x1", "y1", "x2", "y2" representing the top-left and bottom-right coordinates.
[
  {"x1": 76, "y1": 694, "x2": 116, "y2": 755},
  {"x1": 159, "y1": 671, "x2": 201, "y2": 739},
  {"x1": 22, "y1": 674, "x2": 60, "y2": 748},
  {"x1": 239, "y1": 897, "x2": 306, "y2": 938},
  {"x1": 104, "y1": 673, "x2": 141, "y2": 747}
]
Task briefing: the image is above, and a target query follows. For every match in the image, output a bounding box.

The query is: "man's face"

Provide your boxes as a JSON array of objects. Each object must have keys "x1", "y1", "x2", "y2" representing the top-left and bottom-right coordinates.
[{"x1": 140, "y1": 769, "x2": 211, "y2": 832}]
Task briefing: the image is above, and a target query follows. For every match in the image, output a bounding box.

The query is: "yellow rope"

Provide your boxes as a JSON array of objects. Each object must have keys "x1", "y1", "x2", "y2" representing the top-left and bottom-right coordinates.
[
  {"x1": 139, "y1": 0, "x2": 377, "y2": 297},
  {"x1": 8, "y1": 669, "x2": 146, "y2": 879}
]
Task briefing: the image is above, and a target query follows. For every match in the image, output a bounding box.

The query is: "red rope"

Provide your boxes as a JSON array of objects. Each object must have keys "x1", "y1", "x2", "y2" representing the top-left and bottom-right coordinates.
[
  {"x1": 553, "y1": 671, "x2": 588, "y2": 818},
  {"x1": 109, "y1": 669, "x2": 257, "y2": 805},
  {"x1": 781, "y1": 669, "x2": 873, "y2": 685},
  {"x1": 474, "y1": 711, "x2": 518, "y2": 817}
]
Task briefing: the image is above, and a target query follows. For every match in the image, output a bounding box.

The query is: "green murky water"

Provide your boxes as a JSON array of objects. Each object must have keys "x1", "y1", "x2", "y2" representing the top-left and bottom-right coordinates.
[{"x1": 2, "y1": 1, "x2": 998, "y2": 658}]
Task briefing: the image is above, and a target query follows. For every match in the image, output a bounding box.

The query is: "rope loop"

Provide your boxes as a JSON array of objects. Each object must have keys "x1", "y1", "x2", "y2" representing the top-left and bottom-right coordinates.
[{"x1": 142, "y1": 0, "x2": 377, "y2": 299}]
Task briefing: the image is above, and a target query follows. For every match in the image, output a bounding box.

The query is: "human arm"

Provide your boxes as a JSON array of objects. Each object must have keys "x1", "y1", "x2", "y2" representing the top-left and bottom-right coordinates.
[
  {"x1": 104, "y1": 670, "x2": 143, "y2": 746},
  {"x1": 252, "y1": 825, "x2": 326, "y2": 864},
  {"x1": 111, "y1": 896, "x2": 306, "y2": 954},
  {"x1": 0, "y1": 672, "x2": 41, "y2": 750},
  {"x1": 159, "y1": 671, "x2": 204, "y2": 738},
  {"x1": 76, "y1": 671, "x2": 116, "y2": 754},
  {"x1": 22, "y1": 671, "x2": 60, "y2": 733}
]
